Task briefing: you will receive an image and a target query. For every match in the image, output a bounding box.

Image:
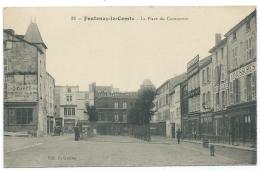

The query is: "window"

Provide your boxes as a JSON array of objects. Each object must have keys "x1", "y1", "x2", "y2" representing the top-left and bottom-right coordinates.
[
  {"x1": 166, "y1": 94, "x2": 169, "y2": 105},
  {"x1": 123, "y1": 102, "x2": 127, "y2": 109},
  {"x1": 246, "y1": 38, "x2": 253, "y2": 60},
  {"x1": 246, "y1": 74, "x2": 252, "y2": 101},
  {"x1": 216, "y1": 93, "x2": 220, "y2": 105},
  {"x1": 114, "y1": 114, "x2": 119, "y2": 121},
  {"x1": 66, "y1": 95, "x2": 72, "y2": 102},
  {"x1": 221, "y1": 48, "x2": 224, "y2": 59},
  {"x1": 202, "y1": 70, "x2": 205, "y2": 84},
  {"x1": 233, "y1": 79, "x2": 240, "y2": 103},
  {"x1": 114, "y1": 102, "x2": 118, "y2": 109},
  {"x1": 16, "y1": 108, "x2": 33, "y2": 124},
  {"x1": 246, "y1": 21, "x2": 251, "y2": 32},
  {"x1": 216, "y1": 52, "x2": 218, "y2": 62},
  {"x1": 67, "y1": 88, "x2": 71, "y2": 93},
  {"x1": 222, "y1": 91, "x2": 226, "y2": 107},
  {"x1": 202, "y1": 93, "x2": 206, "y2": 106},
  {"x1": 4, "y1": 41, "x2": 12, "y2": 50},
  {"x1": 64, "y1": 108, "x2": 68, "y2": 116},
  {"x1": 206, "y1": 92, "x2": 211, "y2": 106},
  {"x1": 207, "y1": 67, "x2": 210, "y2": 82},
  {"x1": 232, "y1": 47, "x2": 238, "y2": 68},
  {"x1": 68, "y1": 108, "x2": 71, "y2": 116},
  {"x1": 72, "y1": 108, "x2": 75, "y2": 116},
  {"x1": 220, "y1": 64, "x2": 224, "y2": 82},
  {"x1": 233, "y1": 32, "x2": 237, "y2": 40},
  {"x1": 4, "y1": 57, "x2": 8, "y2": 73},
  {"x1": 215, "y1": 66, "x2": 220, "y2": 85},
  {"x1": 245, "y1": 115, "x2": 251, "y2": 124}
]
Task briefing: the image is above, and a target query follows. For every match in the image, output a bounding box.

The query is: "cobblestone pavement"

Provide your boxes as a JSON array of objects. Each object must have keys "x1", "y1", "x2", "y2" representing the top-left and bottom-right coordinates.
[{"x1": 4, "y1": 135, "x2": 256, "y2": 167}]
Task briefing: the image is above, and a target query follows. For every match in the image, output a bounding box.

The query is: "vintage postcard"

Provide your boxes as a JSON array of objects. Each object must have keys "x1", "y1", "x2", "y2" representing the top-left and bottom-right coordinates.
[{"x1": 3, "y1": 6, "x2": 257, "y2": 167}]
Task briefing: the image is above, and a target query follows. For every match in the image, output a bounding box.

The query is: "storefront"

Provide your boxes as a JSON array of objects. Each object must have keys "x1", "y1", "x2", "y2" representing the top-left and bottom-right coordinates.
[
  {"x1": 183, "y1": 113, "x2": 200, "y2": 140},
  {"x1": 4, "y1": 102, "x2": 38, "y2": 134},
  {"x1": 227, "y1": 101, "x2": 256, "y2": 147}
]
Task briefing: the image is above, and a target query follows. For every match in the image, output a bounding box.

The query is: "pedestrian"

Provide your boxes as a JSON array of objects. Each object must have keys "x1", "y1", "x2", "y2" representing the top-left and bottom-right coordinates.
[
  {"x1": 210, "y1": 144, "x2": 215, "y2": 156},
  {"x1": 74, "y1": 126, "x2": 79, "y2": 141},
  {"x1": 176, "y1": 128, "x2": 182, "y2": 144}
]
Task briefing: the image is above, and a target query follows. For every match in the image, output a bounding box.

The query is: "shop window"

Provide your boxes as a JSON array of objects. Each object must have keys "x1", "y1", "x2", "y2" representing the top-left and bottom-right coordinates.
[{"x1": 16, "y1": 108, "x2": 33, "y2": 124}]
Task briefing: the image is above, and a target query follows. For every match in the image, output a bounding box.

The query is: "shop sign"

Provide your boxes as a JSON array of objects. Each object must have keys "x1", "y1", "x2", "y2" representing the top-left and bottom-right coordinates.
[{"x1": 230, "y1": 62, "x2": 256, "y2": 81}]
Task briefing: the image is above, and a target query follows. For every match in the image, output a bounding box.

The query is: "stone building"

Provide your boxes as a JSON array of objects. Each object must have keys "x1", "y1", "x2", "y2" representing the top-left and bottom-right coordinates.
[
  {"x1": 46, "y1": 72, "x2": 55, "y2": 135},
  {"x1": 224, "y1": 10, "x2": 256, "y2": 146},
  {"x1": 152, "y1": 79, "x2": 171, "y2": 136},
  {"x1": 198, "y1": 55, "x2": 214, "y2": 138},
  {"x1": 209, "y1": 35, "x2": 230, "y2": 143},
  {"x1": 185, "y1": 55, "x2": 200, "y2": 139},
  {"x1": 3, "y1": 22, "x2": 54, "y2": 136},
  {"x1": 55, "y1": 85, "x2": 88, "y2": 133},
  {"x1": 168, "y1": 73, "x2": 187, "y2": 138},
  {"x1": 89, "y1": 83, "x2": 137, "y2": 135}
]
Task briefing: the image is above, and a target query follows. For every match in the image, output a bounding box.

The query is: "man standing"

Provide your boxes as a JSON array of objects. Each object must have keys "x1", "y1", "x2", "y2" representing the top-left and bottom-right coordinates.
[
  {"x1": 176, "y1": 128, "x2": 182, "y2": 144},
  {"x1": 74, "y1": 126, "x2": 80, "y2": 141}
]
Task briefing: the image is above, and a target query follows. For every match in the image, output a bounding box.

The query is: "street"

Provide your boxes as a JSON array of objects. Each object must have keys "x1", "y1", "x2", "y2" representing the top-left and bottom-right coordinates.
[{"x1": 4, "y1": 135, "x2": 256, "y2": 167}]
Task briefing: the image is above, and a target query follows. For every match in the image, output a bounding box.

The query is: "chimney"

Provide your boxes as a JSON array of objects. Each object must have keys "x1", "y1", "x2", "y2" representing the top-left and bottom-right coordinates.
[{"x1": 215, "y1": 33, "x2": 222, "y2": 45}]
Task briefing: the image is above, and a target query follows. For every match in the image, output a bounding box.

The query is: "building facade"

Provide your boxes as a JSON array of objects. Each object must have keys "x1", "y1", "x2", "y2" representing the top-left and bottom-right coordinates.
[
  {"x1": 89, "y1": 83, "x2": 137, "y2": 135},
  {"x1": 199, "y1": 56, "x2": 214, "y2": 139},
  {"x1": 186, "y1": 55, "x2": 201, "y2": 139},
  {"x1": 46, "y1": 73, "x2": 55, "y2": 135},
  {"x1": 209, "y1": 35, "x2": 230, "y2": 143},
  {"x1": 168, "y1": 73, "x2": 187, "y2": 138},
  {"x1": 4, "y1": 22, "x2": 54, "y2": 136},
  {"x1": 225, "y1": 10, "x2": 256, "y2": 146},
  {"x1": 55, "y1": 85, "x2": 88, "y2": 133},
  {"x1": 152, "y1": 79, "x2": 171, "y2": 136}
]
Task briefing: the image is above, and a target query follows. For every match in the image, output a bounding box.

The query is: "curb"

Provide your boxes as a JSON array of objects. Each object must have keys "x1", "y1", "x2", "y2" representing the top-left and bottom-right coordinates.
[{"x1": 183, "y1": 140, "x2": 256, "y2": 152}]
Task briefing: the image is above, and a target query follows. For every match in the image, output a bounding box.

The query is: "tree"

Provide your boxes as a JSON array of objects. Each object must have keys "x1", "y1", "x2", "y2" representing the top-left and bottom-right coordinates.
[{"x1": 127, "y1": 87, "x2": 156, "y2": 141}]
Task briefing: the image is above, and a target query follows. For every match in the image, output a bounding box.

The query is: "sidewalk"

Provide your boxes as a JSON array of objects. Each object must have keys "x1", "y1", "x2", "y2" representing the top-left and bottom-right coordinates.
[
  {"x1": 4, "y1": 131, "x2": 30, "y2": 137},
  {"x1": 150, "y1": 136, "x2": 256, "y2": 151},
  {"x1": 183, "y1": 139, "x2": 256, "y2": 152}
]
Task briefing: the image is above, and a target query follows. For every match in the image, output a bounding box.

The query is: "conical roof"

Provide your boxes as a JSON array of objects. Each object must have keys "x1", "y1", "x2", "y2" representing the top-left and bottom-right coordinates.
[{"x1": 24, "y1": 22, "x2": 46, "y2": 48}]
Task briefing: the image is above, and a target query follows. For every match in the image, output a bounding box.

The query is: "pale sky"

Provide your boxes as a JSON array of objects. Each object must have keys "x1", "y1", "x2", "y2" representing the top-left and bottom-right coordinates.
[{"x1": 4, "y1": 7, "x2": 255, "y2": 91}]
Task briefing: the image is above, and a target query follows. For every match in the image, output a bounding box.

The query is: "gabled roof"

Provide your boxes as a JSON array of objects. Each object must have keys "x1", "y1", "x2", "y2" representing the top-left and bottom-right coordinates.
[{"x1": 24, "y1": 22, "x2": 47, "y2": 49}]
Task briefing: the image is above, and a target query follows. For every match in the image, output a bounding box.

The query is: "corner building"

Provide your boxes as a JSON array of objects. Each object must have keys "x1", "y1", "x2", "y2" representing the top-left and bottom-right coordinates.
[{"x1": 4, "y1": 22, "x2": 55, "y2": 136}]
